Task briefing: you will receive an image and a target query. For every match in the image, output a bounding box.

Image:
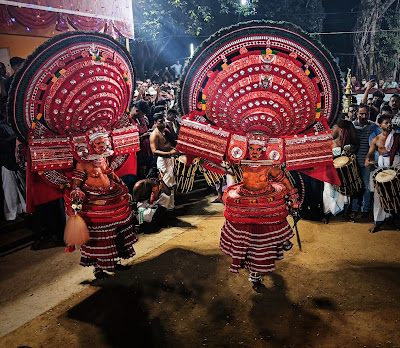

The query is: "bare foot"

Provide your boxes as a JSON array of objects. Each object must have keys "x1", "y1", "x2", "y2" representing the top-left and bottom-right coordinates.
[{"x1": 368, "y1": 224, "x2": 380, "y2": 233}]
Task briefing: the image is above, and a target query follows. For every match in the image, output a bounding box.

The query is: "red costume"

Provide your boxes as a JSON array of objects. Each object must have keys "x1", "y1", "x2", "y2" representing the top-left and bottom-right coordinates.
[
  {"x1": 175, "y1": 21, "x2": 342, "y2": 285},
  {"x1": 8, "y1": 32, "x2": 140, "y2": 276}
]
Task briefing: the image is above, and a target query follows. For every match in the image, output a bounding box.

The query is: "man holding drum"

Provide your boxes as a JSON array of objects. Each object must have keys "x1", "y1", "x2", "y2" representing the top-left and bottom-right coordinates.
[
  {"x1": 323, "y1": 116, "x2": 359, "y2": 223},
  {"x1": 350, "y1": 105, "x2": 381, "y2": 221},
  {"x1": 365, "y1": 114, "x2": 400, "y2": 232}
]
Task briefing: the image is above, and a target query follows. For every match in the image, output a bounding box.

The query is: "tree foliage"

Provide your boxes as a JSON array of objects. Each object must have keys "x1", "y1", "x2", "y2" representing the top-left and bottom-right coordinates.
[
  {"x1": 352, "y1": 0, "x2": 397, "y2": 80},
  {"x1": 375, "y1": 7, "x2": 400, "y2": 79},
  {"x1": 257, "y1": 0, "x2": 325, "y2": 34},
  {"x1": 130, "y1": 0, "x2": 324, "y2": 79}
]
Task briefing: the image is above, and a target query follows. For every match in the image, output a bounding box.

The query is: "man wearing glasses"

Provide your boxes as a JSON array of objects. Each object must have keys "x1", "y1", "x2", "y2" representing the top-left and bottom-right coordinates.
[
  {"x1": 350, "y1": 104, "x2": 381, "y2": 221},
  {"x1": 347, "y1": 103, "x2": 359, "y2": 121}
]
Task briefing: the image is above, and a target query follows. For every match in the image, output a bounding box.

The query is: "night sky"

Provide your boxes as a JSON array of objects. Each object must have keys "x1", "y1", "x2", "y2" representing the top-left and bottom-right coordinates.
[
  {"x1": 321, "y1": 0, "x2": 360, "y2": 72},
  {"x1": 157, "y1": 0, "x2": 361, "y2": 73}
]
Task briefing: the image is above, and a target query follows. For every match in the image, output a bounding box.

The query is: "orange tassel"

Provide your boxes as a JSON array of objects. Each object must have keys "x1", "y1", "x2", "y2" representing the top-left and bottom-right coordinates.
[{"x1": 64, "y1": 214, "x2": 90, "y2": 247}]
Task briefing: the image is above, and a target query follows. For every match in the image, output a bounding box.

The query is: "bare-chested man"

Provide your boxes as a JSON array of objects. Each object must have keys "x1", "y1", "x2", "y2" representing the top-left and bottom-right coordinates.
[
  {"x1": 365, "y1": 114, "x2": 399, "y2": 232},
  {"x1": 149, "y1": 113, "x2": 180, "y2": 209}
]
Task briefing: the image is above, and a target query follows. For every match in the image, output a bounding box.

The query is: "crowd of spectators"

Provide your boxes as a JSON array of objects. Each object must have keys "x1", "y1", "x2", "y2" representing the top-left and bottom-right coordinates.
[
  {"x1": 318, "y1": 82, "x2": 400, "y2": 232},
  {"x1": 345, "y1": 75, "x2": 400, "y2": 95},
  {"x1": 2, "y1": 52, "x2": 399, "y2": 247}
]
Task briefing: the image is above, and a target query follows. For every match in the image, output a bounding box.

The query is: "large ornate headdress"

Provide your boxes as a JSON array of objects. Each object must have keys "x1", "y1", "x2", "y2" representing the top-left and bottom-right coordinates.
[
  {"x1": 176, "y1": 21, "x2": 341, "y2": 178},
  {"x1": 178, "y1": 21, "x2": 341, "y2": 132},
  {"x1": 7, "y1": 31, "x2": 139, "y2": 210}
]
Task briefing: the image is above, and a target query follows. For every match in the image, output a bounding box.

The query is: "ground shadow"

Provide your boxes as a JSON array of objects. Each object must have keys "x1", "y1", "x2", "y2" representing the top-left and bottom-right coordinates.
[{"x1": 66, "y1": 249, "x2": 400, "y2": 347}]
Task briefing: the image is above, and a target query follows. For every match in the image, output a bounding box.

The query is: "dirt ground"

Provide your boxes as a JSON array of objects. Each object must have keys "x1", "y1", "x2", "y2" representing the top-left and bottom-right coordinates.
[{"x1": 1, "y1": 196, "x2": 400, "y2": 348}]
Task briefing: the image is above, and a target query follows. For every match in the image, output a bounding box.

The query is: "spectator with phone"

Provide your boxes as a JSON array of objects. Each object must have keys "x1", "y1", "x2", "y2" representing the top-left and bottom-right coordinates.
[{"x1": 362, "y1": 79, "x2": 385, "y2": 122}]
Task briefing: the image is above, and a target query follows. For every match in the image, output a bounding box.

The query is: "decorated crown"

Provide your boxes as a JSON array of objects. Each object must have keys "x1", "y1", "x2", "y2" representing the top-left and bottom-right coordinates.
[
  {"x1": 247, "y1": 133, "x2": 269, "y2": 146},
  {"x1": 86, "y1": 126, "x2": 110, "y2": 143},
  {"x1": 178, "y1": 20, "x2": 342, "y2": 137}
]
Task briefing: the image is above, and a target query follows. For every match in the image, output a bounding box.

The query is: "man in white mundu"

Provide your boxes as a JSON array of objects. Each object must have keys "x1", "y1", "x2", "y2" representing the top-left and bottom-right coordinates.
[{"x1": 365, "y1": 114, "x2": 400, "y2": 233}]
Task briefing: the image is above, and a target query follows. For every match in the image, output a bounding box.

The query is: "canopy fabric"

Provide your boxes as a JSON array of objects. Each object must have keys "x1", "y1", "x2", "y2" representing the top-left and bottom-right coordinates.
[{"x1": 0, "y1": 0, "x2": 134, "y2": 38}]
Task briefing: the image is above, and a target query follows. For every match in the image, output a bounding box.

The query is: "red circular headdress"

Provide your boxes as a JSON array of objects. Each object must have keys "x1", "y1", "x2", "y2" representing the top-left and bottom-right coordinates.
[
  {"x1": 178, "y1": 21, "x2": 342, "y2": 135},
  {"x1": 7, "y1": 32, "x2": 137, "y2": 195},
  {"x1": 8, "y1": 31, "x2": 135, "y2": 142}
]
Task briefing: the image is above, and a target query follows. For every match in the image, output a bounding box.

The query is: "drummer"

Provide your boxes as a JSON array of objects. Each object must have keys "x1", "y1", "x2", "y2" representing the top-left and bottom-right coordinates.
[
  {"x1": 350, "y1": 104, "x2": 381, "y2": 221},
  {"x1": 365, "y1": 114, "x2": 400, "y2": 232},
  {"x1": 323, "y1": 114, "x2": 359, "y2": 223}
]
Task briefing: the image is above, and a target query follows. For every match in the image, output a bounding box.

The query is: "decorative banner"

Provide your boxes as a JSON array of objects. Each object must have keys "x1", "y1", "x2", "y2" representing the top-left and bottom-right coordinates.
[
  {"x1": 284, "y1": 132, "x2": 333, "y2": 170},
  {"x1": 112, "y1": 125, "x2": 140, "y2": 155},
  {"x1": 29, "y1": 137, "x2": 73, "y2": 171},
  {"x1": 176, "y1": 118, "x2": 231, "y2": 163},
  {"x1": 0, "y1": 0, "x2": 134, "y2": 38}
]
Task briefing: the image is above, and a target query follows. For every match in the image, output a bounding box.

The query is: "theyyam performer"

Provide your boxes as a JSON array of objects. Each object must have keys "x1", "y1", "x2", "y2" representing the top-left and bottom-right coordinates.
[
  {"x1": 176, "y1": 21, "x2": 342, "y2": 288},
  {"x1": 8, "y1": 32, "x2": 140, "y2": 279}
]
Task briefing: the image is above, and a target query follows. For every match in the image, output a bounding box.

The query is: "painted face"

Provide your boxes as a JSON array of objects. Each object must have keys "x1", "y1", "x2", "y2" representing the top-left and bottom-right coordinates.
[
  {"x1": 248, "y1": 143, "x2": 264, "y2": 161},
  {"x1": 92, "y1": 136, "x2": 108, "y2": 154}
]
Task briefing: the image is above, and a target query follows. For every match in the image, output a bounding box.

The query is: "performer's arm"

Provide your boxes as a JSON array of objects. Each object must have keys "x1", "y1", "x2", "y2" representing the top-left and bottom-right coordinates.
[
  {"x1": 269, "y1": 167, "x2": 293, "y2": 191},
  {"x1": 270, "y1": 167, "x2": 299, "y2": 210},
  {"x1": 365, "y1": 137, "x2": 377, "y2": 167},
  {"x1": 107, "y1": 167, "x2": 122, "y2": 183},
  {"x1": 73, "y1": 162, "x2": 86, "y2": 190}
]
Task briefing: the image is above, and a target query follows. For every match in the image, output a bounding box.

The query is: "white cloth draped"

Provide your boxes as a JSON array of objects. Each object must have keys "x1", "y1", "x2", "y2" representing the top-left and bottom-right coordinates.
[
  {"x1": 2, "y1": 167, "x2": 25, "y2": 220},
  {"x1": 370, "y1": 155, "x2": 400, "y2": 224}
]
